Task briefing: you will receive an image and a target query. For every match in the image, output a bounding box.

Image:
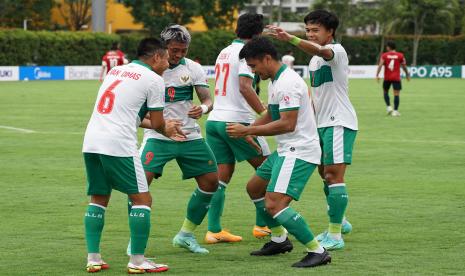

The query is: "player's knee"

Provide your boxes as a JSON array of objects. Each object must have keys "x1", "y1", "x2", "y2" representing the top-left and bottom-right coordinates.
[
  {"x1": 324, "y1": 172, "x2": 338, "y2": 184},
  {"x1": 265, "y1": 199, "x2": 284, "y2": 217}
]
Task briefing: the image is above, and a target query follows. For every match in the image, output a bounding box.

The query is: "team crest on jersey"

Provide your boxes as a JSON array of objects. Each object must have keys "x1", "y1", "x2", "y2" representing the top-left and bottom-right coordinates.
[
  {"x1": 283, "y1": 95, "x2": 290, "y2": 104},
  {"x1": 180, "y1": 75, "x2": 191, "y2": 83}
]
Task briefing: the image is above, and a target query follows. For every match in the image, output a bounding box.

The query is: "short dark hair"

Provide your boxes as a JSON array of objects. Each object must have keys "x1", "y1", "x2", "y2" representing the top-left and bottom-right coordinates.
[
  {"x1": 386, "y1": 41, "x2": 396, "y2": 50},
  {"x1": 111, "y1": 42, "x2": 119, "y2": 50},
  {"x1": 236, "y1": 13, "x2": 264, "y2": 39},
  {"x1": 137, "y1": 38, "x2": 167, "y2": 58},
  {"x1": 304, "y1": 10, "x2": 339, "y2": 37},
  {"x1": 239, "y1": 36, "x2": 278, "y2": 61}
]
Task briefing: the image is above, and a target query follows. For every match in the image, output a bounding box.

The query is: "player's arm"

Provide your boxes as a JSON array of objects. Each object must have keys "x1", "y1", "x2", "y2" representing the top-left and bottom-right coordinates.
[
  {"x1": 265, "y1": 25, "x2": 333, "y2": 60},
  {"x1": 401, "y1": 63, "x2": 410, "y2": 81},
  {"x1": 188, "y1": 86, "x2": 213, "y2": 119},
  {"x1": 227, "y1": 109, "x2": 298, "y2": 137},
  {"x1": 252, "y1": 106, "x2": 272, "y2": 126},
  {"x1": 239, "y1": 76, "x2": 267, "y2": 115},
  {"x1": 376, "y1": 58, "x2": 384, "y2": 82},
  {"x1": 99, "y1": 61, "x2": 107, "y2": 82}
]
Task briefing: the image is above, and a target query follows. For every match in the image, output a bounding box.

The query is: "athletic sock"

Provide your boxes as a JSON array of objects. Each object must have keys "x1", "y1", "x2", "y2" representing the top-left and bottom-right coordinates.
[
  {"x1": 186, "y1": 187, "x2": 214, "y2": 228},
  {"x1": 394, "y1": 95, "x2": 400, "y2": 110},
  {"x1": 253, "y1": 198, "x2": 281, "y2": 229},
  {"x1": 180, "y1": 218, "x2": 197, "y2": 235},
  {"x1": 85, "y1": 203, "x2": 106, "y2": 253},
  {"x1": 327, "y1": 183, "x2": 348, "y2": 238},
  {"x1": 270, "y1": 226, "x2": 287, "y2": 243},
  {"x1": 252, "y1": 197, "x2": 267, "y2": 227},
  {"x1": 129, "y1": 205, "x2": 151, "y2": 255},
  {"x1": 305, "y1": 239, "x2": 325, "y2": 254},
  {"x1": 127, "y1": 198, "x2": 132, "y2": 216},
  {"x1": 207, "y1": 181, "x2": 226, "y2": 233},
  {"x1": 274, "y1": 207, "x2": 316, "y2": 246},
  {"x1": 384, "y1": 92, "x2": 390, "y2": 106}
]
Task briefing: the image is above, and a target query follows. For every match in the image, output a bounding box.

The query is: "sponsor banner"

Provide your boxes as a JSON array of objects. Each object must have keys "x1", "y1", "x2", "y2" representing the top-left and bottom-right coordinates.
[
  {"x1": 19, "y1": 66, "x2": 64, "y2": 81},
  {"x1": 348, "y1": 66, "x2": 377, "y2": 79},
  {"x1": 401, "y1": 65, "x2": 462, "y2": 79},
  {"x1": 462, "y1": 66, "x2": 465, "y2": 79},
  {"x1": 203, "y1": 66, "x2": 215, "y2": 79},
  {"x1": 65, "y1": 66, "x2": 101, "y2": 80},
  {"x1": 0, "y1": 66, "x2": 19, "y2": 81}
]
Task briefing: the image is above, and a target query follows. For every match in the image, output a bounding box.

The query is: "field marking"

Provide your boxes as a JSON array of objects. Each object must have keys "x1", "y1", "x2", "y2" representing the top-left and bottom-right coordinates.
[
  {"x1": 0, "y1": 125, "x2": 36, "y2": 133},
  {"x1": 357, "y1": 138, "x2": 465, "y2": 145}
]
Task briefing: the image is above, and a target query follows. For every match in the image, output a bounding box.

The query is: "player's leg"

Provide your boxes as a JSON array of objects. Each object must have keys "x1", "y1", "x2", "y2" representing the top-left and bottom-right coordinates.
[
  {"x1": 318, "y1": 126, "x2": 357, "y2": 250},
  {"x1": 392, "y1": 81, "x2": 402, "y2": 116},
  {"x1": 383, "y1": 81, "x2": 393, "y2": 114},
  {"x1": 83, "y1": 153, "x2": 111, "y2": 273},
  {"x1": 205, "y1": 121, "x2": 242, "y2": 241}
]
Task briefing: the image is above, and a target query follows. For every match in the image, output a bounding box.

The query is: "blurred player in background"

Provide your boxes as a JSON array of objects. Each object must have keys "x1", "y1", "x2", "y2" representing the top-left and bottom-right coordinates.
[
  {"x1": 376, "y1": 41, "x2": 410, "y2": 116},
  {"x1": 205, "y1": 13, "x2": 271, "y2": 244},
  {"x1": 100, "y1": 42, "x2": 128, "y2": 81},
  {"x1": 281, "y1": 50, "x2": 295, "y2": 69},
  {"x1": 83, "y1": 38, "x2": 183, "y2": 274},
  {"x1": 267, "y1": 9, "x2": 358, "y2": 251}
]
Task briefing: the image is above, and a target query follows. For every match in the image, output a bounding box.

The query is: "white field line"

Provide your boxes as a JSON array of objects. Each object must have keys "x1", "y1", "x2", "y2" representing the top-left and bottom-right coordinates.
[{"x1": 0, "y1": 125, "x2": 36, "y2": 133}]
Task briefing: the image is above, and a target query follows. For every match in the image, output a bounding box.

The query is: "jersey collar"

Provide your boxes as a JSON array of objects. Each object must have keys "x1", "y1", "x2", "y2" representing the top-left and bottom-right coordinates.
[
  {"x1": 272, "y1": 64, "x2": 287, "y2": 82},
  {"x1": 232, "y1": 39, "x2": 245, "y2": 44},
  {"x1": 169, "y1": 58, "x2": 186, "y2": 69},
  {"x1": 132, "y1": 60, "x2": 152, "y2": 71}
]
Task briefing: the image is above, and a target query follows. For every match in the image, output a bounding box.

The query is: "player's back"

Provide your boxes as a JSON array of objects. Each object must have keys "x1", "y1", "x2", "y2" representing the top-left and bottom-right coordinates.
[
  {"x1": 102, "y1": 50, "x2": 126, "y2": 73},
  {"x1": 382, "y1": 51, "x2": 405, "y2": 81},
  {"x1": 208, "y1": 40, "x2": 255, "y2": 123},
  {"x1": 83, "y1": 62, "x2": 164, "y2": 157}
]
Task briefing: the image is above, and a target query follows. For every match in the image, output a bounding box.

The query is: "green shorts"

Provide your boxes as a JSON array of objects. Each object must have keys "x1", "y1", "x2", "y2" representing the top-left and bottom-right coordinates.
[
  {"x1": 206, "y1": 120, "x2": 269, "y2": 164},
  {"x1": 83, "y1": 153, "x2": 148, "y2": 195},
  {"x1": 140, "y1": 138, "x2": 217, "y2": 180},
  {"x1": 318, "y1": 126, "x2": 357, "y2": 165},
  {"x1": 256, "y1": 151, "x2": 317, "y2": 201}
]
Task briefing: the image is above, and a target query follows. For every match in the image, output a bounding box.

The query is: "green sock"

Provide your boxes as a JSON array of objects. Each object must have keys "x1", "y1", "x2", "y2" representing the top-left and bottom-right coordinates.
[
  {"x1": 253, "y1": 198, "x2": 267, "y2": 227},
  {"x1": 129, "y1": 206, "x2": 151, "y2": 255},
  {"x1": 187, "y1": 187, "x2": 213, "y2": 226},
  {"x1": 254, "y1": 198, "x2": 281, "y2": 228},
  {"x1": 127, "y1": 198, "x2": 132, "y2": 216},
  {"x1": 274, "y1": 207, "x2": 315, "y2": 245},
  {"x1": 85, "y1": 204, "x2": 106, "y2": 253},
  {"x1": 327, "y1": 184, "x2": 348, "y2": 227},
  {"x1": 323, "y1": 180, "x2": 329, "y2": 202},
  {"x1": 207, "y1": 182, "x2": 226, "y2": 232}
]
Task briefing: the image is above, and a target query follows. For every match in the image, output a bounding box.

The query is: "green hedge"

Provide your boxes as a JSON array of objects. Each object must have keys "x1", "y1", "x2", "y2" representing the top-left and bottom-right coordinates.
[{"x1": 1, "y1": 29, "x2": 464, "y2": 65}]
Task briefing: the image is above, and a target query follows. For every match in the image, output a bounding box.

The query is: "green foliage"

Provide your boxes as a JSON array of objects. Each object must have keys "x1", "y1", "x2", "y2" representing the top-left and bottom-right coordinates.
[
  {"x1": 200, "y1": 0, "x2": 249, "y2": 30},
  {"x1": 0, "y1": 0, "x2": 54, "y2": 30}
]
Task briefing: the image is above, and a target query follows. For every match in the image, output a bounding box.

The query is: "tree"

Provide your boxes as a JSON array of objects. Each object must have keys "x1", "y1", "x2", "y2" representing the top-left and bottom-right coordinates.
[
  {"x1": 0, "y1": 0, "x2": 54, "y2": 30},
  {"x1": 199, "y1": 0, "x2": 249, "y2": 29},
  {"x1": 56, "y1": 0, "x2": 92, "y2": 31},
  {"x1": 123, "y1": 0, "x2": 198, "y2": 35}
]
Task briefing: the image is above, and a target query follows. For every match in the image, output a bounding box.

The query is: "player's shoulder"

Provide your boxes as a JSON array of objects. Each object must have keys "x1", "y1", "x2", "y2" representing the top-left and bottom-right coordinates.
[
  {"x1": 183, "y1": 57, "x2": 203, "y2": 71},
  {"x1": 276, "y1": 68, "x2": 306, "y2": 90},
  {"x1": 327, "y1": 43, "x2": 346, "y2": 53}
]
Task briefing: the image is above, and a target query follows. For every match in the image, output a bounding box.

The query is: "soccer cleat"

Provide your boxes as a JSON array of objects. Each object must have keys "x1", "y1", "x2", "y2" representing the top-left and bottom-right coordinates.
[
  {"x1": 253, "y1": 225, "x2": 272, "y2": 239},
  {"x1": 86, "y1": 260, "x2": 109, "y2": 273},
  {"x1": 316, "y1": 231, "x2": 328, "y2": 242},
  {"x1": 127, "y1": 259, "x2": 169, "y2": 274},
  {"x1": 386, "y1": 106, "x2": 393, "y2": 115},
  {"x1": 173, "y1": 234, "x2": 209, "y2": 254},
  {"x1": 391, "y1": 110, "x2": 401, "y2": 117},
  {"x1": 341, "y1": 220, "x2": 352, "y2": 234},
  {"x1": 292, "y1": 249, "x2": 331, "y2": 268},
  {"x1": 250, "y1": 238, "x2": 293, "y2": 256},
  {"x1": 320, "y1": 235, "x2": 345, "y2": 251},
  {"x1": 205, "y1": 230, "x2": 242, "y2": 244}
]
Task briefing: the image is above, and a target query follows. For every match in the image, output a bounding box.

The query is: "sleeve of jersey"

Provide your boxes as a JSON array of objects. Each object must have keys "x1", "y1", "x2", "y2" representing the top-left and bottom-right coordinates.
[
  {"x1": 238, "y1": 58, "x2": 254, "y2": 79},
  {"x1": 191, "y1": 62, "x2": 209, "y2": 87},
  {"x1": 324, "y1": 44, "x2": 344, "y2": 66},
  {"x1": 278, "y1": 82, "x2": 301, "y2": 112},
  {"x1": 147, "y1": 78, "x2": 165, "y2": 111}
]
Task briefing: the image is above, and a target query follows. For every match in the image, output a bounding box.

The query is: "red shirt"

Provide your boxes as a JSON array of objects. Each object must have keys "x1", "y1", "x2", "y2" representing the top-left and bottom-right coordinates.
[
  {"x1": 381, "y1": 51, "x2": 406, "y2": 81},
  {"x1": 102, "y1": 50, "x2": 126, "y2": 73}
]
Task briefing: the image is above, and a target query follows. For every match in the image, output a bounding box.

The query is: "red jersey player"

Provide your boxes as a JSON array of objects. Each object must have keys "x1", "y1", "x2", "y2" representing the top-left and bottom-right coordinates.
[
  {"x1": 100, "y1": 42, "x2": 128, "y2": 81},
  {"x1": 376, "y1": 41, "x2": 410, "y2": 116}
]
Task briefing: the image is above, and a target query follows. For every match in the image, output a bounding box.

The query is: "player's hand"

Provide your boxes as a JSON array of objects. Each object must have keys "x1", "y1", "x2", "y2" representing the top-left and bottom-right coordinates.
[
  {"x1": 264, "y1": 25, "x2": 292, "y2": 42},
  {"x1": 165, "y1": 119, "x2": 187, "y2": 141},
  {"x1": 226, "y1": 123, "x2": 249, "y2": 138},
  {"x1": 188, "y1": 105, "x2": 203, "y2": 119},
  {"x1": 376, "y1": 76, "x2": 380, "y2": 83},
  {"x1": 406, "y1": 75, "x2": 411, "y2": 81},
  {"x1": 245, "y1": 135, "x2": 262, "y2": 154}
]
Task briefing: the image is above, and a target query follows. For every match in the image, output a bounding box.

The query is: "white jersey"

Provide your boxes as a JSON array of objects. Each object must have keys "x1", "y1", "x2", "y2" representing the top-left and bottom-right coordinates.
[
  {"x1": 208, "y1": 39, "x2": 255, "y2": 123},
  {"x1": 281, "y1": 55, "x2": 295, "y2": 68},
  {"x1": 268, "y1": 65, "x2": 321, "y2": 164},
  {"x1": 309, "y1": 43, "x2": 358, "y2": 130},
  {"x1": 83, "y1": 60, "x2": 165, "y2": 157},
  {"x1": 144, "y1": 58, "x2": 208, "y2": 141}
]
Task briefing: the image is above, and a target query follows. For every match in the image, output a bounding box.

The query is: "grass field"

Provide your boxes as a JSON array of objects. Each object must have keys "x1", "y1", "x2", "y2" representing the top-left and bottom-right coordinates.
[{"x1": 1, "y1": 78, "x2": 465, "y2": 275}]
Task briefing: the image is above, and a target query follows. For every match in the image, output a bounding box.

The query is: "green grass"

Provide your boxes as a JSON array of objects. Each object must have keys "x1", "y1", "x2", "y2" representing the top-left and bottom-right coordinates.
[{"x1": 1, "y1": 79, "x2": 465, "y2": 275}]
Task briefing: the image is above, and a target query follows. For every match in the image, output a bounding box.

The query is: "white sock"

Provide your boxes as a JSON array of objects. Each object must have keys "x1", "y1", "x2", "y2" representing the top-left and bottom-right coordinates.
[
  {"x1": 307, "y1": 245, "x2": 325, "y2": 254},
  {"x1": 271, "y1": 230, "x2": 288, "y2": 243},
  {"x1": 130, "y1": 254, "x2": 145, "y2": 266},
  {"x1": 87, "y1": 253, "x2": 102, "y2": 262}
]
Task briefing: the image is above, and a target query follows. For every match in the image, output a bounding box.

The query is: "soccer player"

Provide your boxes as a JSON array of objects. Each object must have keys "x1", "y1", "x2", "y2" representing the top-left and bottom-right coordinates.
[
  {"x1": 376, "y1": 41, "x2": 410, "y2": 116},
  {"x1": 99, "y1": 42, "x2": 128, "y2": 81},
  {"x1": 267, "y1": 9, "x2": 358, "y2": 251},
  {"x1": 227, "y1": 36, "x2": 330, "y2": 268},
  {"x1": 137, "y1": 25, "x2": 218, "y2": 254},
  {"x1": 206, "y1": 13, "x2": 271, "y2": 243},
  {"x1": 83, "y1": 38, "x2": 183, "y2": 273},
  {"x1": 281, "y1": 50, "x2": 295, "y2": 69}
]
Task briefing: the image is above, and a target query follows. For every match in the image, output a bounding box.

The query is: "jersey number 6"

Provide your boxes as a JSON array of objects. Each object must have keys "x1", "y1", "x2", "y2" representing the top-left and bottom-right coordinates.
[{"x1": 97, "y1": 80, "x2": 122, "y2": 114}]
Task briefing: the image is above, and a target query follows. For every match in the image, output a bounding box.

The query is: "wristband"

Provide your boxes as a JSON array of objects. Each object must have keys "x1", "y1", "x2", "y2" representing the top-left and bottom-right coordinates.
[
  {"x1": 200, "y1": 104, "x2": 209, "y2": 114},
  {"x1": 289, "y1": 36, "x2": 301, "y2": 46}
]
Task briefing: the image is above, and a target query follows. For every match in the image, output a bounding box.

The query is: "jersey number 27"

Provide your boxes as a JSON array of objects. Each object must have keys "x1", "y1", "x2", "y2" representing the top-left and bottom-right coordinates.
[{"x1": 215, "y1": 63, "x2": 230, "y2": 96}]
